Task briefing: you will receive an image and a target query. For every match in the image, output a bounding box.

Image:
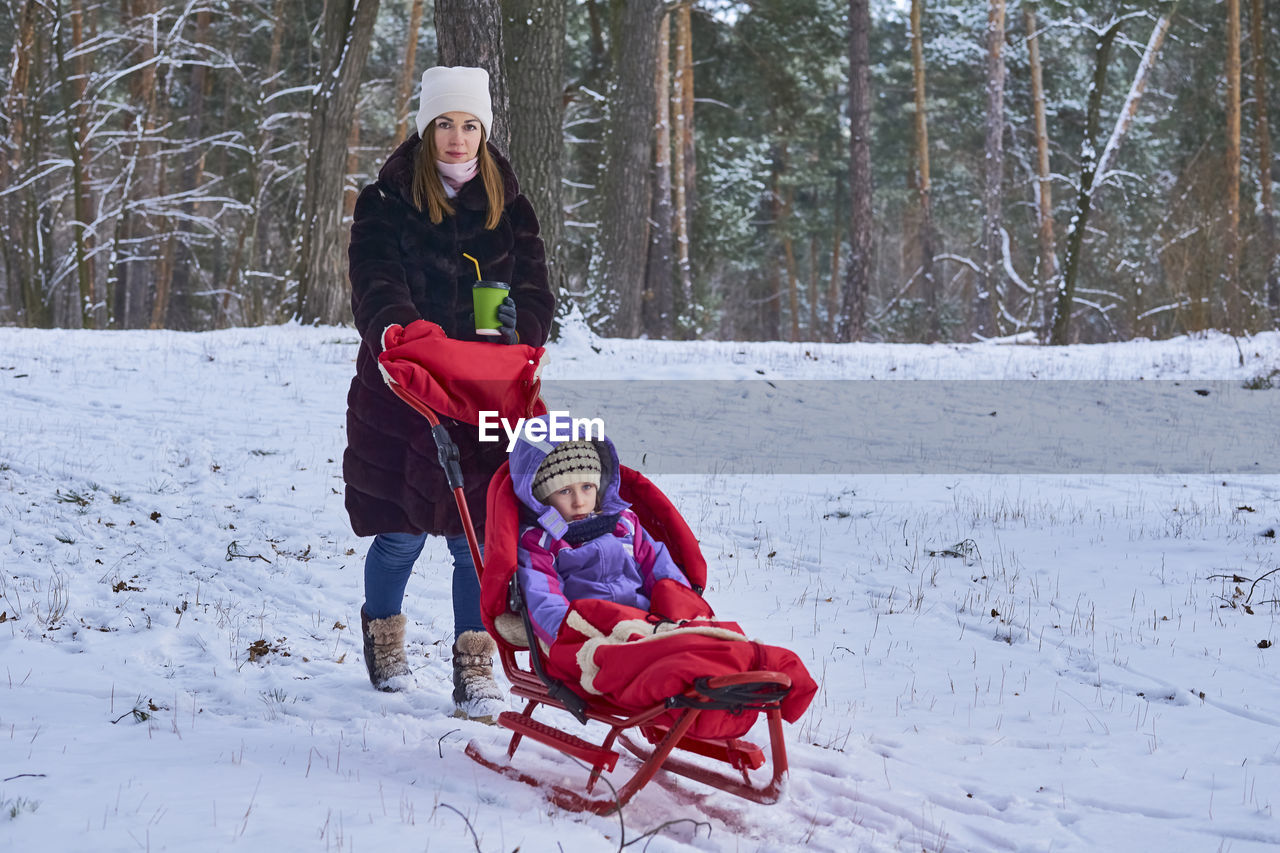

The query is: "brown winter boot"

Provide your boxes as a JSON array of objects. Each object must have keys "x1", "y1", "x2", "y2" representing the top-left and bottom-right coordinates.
[
  {"x1": 361, "y1": 608, "x2": 411, "y2": 691},
  {"x1": 451, "y1": 630, "x2": 506, "y2": 723}
]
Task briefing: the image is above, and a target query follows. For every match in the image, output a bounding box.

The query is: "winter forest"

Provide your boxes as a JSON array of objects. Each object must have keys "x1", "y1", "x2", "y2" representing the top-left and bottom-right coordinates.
[{"x1": 0, "y1": 0, "x2": 1275, "y2": 344}]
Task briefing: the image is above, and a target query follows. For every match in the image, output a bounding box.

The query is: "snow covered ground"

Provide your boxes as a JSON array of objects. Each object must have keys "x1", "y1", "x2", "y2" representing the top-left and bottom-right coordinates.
[{"x1": 2, "y1": 321, "x2": 1280, "y2": 852}]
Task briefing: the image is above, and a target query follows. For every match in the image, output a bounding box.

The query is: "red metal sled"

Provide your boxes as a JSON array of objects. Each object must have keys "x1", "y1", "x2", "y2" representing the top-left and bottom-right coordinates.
[
  {"x1": 383, "y1": 379, "x2": 794, "y2": 813},
  {"x1": 465, "y1": 462, "x2": 794, "y2": 813}
]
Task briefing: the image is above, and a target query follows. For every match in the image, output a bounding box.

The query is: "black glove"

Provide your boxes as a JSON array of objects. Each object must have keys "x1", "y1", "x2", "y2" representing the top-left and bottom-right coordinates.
[{"x1": 496, "y1": 297, "x2": 518, "y2": 344}]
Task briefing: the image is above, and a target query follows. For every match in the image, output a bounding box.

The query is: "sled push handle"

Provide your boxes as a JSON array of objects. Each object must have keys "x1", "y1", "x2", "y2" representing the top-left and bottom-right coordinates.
[
  {"x1": 385, "y1": 383, "x2": 486, "y2": 577},
  {"x1": 508, "y1": 577, "x2": 590, "y2": 724}
]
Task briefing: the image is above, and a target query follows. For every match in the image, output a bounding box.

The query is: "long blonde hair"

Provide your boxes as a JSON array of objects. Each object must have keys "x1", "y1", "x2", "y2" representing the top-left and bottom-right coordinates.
[{"x1": 412, "y1": 123, "x2": 505, "y2": 230}]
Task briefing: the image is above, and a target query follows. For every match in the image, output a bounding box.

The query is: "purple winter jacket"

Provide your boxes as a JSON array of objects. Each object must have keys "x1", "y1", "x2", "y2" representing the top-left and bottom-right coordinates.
[{"x1": 508, "y1": 419, "x2": 691, "y2": 645}]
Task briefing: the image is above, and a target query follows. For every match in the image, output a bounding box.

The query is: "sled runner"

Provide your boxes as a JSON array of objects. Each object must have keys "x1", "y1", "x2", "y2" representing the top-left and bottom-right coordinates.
[{"x1": 377, "y1": 323, "x2": 810, "y2": 813}]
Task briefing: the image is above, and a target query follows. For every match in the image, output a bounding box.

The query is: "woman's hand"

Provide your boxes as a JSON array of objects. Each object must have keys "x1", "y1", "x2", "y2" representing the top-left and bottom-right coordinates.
[{"x1": 496, "y1": 297, "x2": 518, "y2": 344}]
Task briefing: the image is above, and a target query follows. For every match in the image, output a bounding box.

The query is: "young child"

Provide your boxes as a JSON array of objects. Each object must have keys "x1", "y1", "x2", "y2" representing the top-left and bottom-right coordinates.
[{"x1": 508, "y1": 423, "x2": 705, "y2": 648}]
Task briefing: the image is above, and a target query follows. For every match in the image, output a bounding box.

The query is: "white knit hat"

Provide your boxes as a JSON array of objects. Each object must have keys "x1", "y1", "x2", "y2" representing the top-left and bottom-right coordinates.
[
  {"x1": 532, "y1": 441, "x2": 602, "y2": 503},
  {"x1": 415, "y1": 66, "x2": 493, "y2": 139}
]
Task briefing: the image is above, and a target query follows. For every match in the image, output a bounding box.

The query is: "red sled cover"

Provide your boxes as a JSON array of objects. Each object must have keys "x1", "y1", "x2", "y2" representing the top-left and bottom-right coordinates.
[
  {"x1": 377, "y1": 319, "x2": 548, "y2": 425},
  {"x1": 546, "y1": 598, "x2": 818, "y2": 740}
]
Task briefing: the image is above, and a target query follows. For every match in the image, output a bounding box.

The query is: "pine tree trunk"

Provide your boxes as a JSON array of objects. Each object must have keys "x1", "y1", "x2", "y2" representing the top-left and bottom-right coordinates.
[
  {"x1": 149, "y1": 164, "x2": 174, "y2": 330},
  {"x1": 830, "y1": 189, "x2": 843, "y2": 337},
  {"x1": 159, "y1": 6, "x2": 212, "y2": 330},
  {"x1": 644, "y1": 11, "x2": 674, "y2": 337},
  {"x1": 672, "y1": 0, "x2": 695, "y2": 316},
  {"x1": 435, "y1": 0, "x2": 509, "y2": 155},
  {"x1": 112, "y1": 0, "x2": 162, "y2": 329},
  {"x1": 345, "y1": 115, "x2": 360, "y2": 220},
  {"x1": 783, "y1": 184, "x2": 799, "y2": 341},
  {"x1": 809, "y1": 235, "x2": 819, "y2": 337},
  {"x1": 975, "y1": 0, "x2": 1005, "y2": 339},
  {"x1": 502, "y1": 0, "x2": 567, "y2": 303},
  {"x1": 52, "y1": 0, "x2": 96, "y2": 328},
  {"x1": 2, "y1": 0, "x2": 41, "y2": 325},
  {"x1": 8, "y1": 0, "x2": 50, "y2": 330},
  {"x1": 841, "y1": 0, "x2": 872, "y2": 342},
  {"x1": 223, "y1": 0, "x2": 289, "y2": 327},
  {"x1": 1, "y1": 0, "x2": 38, "y2": 187},
  {"x1": 149, "y1": 141, "x2": 176, "y2": 330},
  {"x1": 1047, "y1": 9, "x2": 1172, "y2": 343},
  {"x1": 1254, "y1": 0, "x2": 1278, "y2": 317},
  {"x1": 594, "y1": 0, "x2": 665, "y2": 337},
  {"x1": 1051, "y1": 22, "x2": 1121, "y2": 345},
  {"x1": 395, "y1": 0, "x2": 425, "y2": 144},
  {"x1": 1224, "y1": 0, "x2": 1243, "y2": 332},
  {"x1": 296, "y1": 0, "x2": 382, "y2": 325},
  {"x1": 910, "y1": 0, "x2": 940, "y2": 342},
  {"x1": 761, "y1": 145, "x2": 785, "y2": 341},
  {"x1": 1024, "y1": 4, "x2": 1057, "y2": 338},
  {"x1": 72, "y1": 0, "x2": 97, "y2": 326}
]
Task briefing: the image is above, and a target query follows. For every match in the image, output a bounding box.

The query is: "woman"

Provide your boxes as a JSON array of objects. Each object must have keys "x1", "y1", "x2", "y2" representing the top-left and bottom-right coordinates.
[{"x1": 344, "y1": 66, "x2": 555, "y2": 719}]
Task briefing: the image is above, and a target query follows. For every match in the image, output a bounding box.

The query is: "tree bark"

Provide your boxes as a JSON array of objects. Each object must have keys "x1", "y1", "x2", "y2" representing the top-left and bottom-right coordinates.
[
  {"x1": 783, "y1": 183, "x2": 799, "y2": 341},
  {"x1": 1051, "y1": 11, "x2": 1173, "y2": 343},
  {"x1": 157, "y1": 5, "x2": 212, "y2": 330},
  {"x1": 110, "y1": 0, "x2": 162, "y2": 330},
  {"x1": 671, "y1": 0, "x2": 694, "y2": 315},
  {"x1": 394, "y1": 0, "x2": 425, "y2": 144},
  {"x1": 2, "y1": 0, "x2": 41, "y2": 325},
  {"x1": 808, "y1": 234, "x2": 819, "y2": 337},
  {"x1": 1224, "y1": 0, "x2": 1243, "y2": 332},
  {"x1": 1024, "y1": 4, "x2": 1057, "y2": 337},
  {"x1": 910, "y1": 0, "x2": 940, "y2": 342},
  {"x1": 593, "y1": 0, "x2": 665, "y2": 337},
  {"x1": 830, "y1": 183, "x2": 843, "y2": 338},
  {"x1": 435, "y1": 0, "x2": 510, "y2": 156},
  {"x1": 841, "y1": 0, "x2": 872, "y2": 342},
  {"x1": 51, "y1": 0, "x2": 96, "y2": 328},
  {"x1": 296, "y1": 0, "x2": 382, "y2": 325},
  {"x1": 223, "y1": 0, "x2": 290, "y2": 327},
  {"x1": 345, "y1": 114, "x2": 360, "y2": 219},
  {"x1": 1, "y1": 0, "x2": 38, "y2": 187},
  {"x1": 1254, "y1": 0, "x2": 1278, "y2": 317},
  {"x1": 644, "y1": 11, "x2": 674, "y2": 337},
  {"x1": 1050, "y1": 20, "x2": 1122, "y2": 345},
  {"x1": 975, "y1": 0, "x2": 1005, "y2": 339},
  {"x1": 1094, "y1": 11, "x2": 1174, "y2": 182},
  {"x1": 763, "y1": 159, "x2": 784, "y2": 341},
  {"x1": 502, "y1": 0, "x2": 566, "y2": 303}
]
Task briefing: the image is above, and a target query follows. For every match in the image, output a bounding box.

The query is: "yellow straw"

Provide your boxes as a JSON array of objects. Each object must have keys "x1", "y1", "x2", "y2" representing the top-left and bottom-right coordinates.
[{"x1": 462, "y1": 252, "x2": 482, "y2": 281}]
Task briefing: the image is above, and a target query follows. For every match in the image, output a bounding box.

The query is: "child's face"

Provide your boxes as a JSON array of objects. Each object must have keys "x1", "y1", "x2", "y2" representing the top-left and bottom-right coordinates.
[{"x1": 544, "y1": 481, "x2": 598, "y2": 522}]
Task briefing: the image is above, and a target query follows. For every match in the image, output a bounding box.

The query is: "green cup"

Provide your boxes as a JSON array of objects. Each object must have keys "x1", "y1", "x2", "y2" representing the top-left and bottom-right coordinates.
[{"x1": 472, "y1": 281, "x2": 510, "y2": 336}]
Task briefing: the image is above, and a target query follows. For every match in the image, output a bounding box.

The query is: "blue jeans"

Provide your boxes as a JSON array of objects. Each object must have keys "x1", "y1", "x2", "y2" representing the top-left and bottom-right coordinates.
[{"x1": 362, "y1": 532, "x2": 484, "y2": 635}]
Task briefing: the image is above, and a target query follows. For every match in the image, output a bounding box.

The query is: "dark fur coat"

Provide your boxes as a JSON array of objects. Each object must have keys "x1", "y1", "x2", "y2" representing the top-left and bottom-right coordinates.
[{"x1": 344, "y1": 135, "x2": 555, "y2": 538}]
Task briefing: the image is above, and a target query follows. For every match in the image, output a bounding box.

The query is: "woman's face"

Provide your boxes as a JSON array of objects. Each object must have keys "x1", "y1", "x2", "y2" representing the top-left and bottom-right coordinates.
[{"x1": 433, "y1": 112, "x2": 482, "y2": 163}]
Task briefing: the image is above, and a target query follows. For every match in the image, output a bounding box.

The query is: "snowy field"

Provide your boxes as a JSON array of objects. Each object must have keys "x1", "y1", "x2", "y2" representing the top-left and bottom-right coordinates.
[{"x1": 2, "y1": 320, "x2": 1280, "y2": 852}]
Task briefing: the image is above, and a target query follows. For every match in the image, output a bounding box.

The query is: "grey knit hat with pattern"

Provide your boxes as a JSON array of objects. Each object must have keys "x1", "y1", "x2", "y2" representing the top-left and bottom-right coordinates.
[{"x1": 532, "y1": 441, "x2": 602, "y2": 503}]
